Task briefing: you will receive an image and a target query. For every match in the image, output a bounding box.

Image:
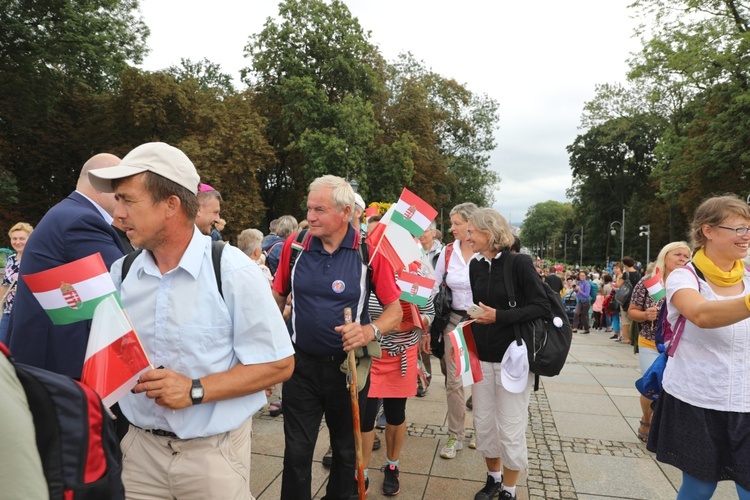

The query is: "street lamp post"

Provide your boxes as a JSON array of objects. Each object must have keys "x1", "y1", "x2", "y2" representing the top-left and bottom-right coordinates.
[
  {"x1": 610, "y1": 209, "x2": 625, "y2": 261},
  {"x1": 639, "y1": 224, "x2": 651, "y2": 264},
  {"x1": 572, "y1": 226, "x2": 583, "y2": 267}
]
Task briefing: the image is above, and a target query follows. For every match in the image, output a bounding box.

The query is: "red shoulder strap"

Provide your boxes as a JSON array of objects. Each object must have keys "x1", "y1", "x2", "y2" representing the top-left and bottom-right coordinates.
[{"x1": 445, "y1": 242, "x2": 454, "y2": 267}]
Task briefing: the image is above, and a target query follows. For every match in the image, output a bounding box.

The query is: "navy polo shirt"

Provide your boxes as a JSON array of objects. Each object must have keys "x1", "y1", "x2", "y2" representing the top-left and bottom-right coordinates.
[{"x1": 274, "y1": 225, "x2": 400, "y2": 357}]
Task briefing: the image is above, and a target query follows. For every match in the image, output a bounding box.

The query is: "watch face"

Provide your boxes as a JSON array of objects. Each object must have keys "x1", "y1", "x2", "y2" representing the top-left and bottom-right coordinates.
[{"x1": 191, "y1": 387, "x2": 203, "y2": 398}]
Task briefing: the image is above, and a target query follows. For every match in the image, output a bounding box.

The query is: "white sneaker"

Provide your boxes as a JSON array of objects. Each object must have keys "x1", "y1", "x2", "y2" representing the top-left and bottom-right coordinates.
[
  {"x1": 440, "y1": 435, "x2": 463, "y2": 459},
  {"x1": 469, "y1": 435, "x2": 477, "y2": 449}
]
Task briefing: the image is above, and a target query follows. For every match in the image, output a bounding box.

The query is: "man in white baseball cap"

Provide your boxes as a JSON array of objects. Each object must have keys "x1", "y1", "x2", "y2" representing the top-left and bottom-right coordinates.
[{"x1": 88, "y1": 142, "x2": 295, "y2": 499}]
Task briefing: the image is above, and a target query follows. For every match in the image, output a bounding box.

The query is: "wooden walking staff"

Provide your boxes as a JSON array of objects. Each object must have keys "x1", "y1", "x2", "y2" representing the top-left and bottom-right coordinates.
[{"x1": 344, "y1": 307, "x2": 366, "y2": 500}]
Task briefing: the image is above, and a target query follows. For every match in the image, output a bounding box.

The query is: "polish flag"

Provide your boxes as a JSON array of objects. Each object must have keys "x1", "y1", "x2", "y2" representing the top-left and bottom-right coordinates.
[
  {"x1": 390, "y1": 188, "x2": 438, "y2": 238},
  {"x1": 448, "y1": 321, "x2": 483, "y2": 387},
  {"x1": 81, "y1": 295, "x2": 151, "y2": 408}
]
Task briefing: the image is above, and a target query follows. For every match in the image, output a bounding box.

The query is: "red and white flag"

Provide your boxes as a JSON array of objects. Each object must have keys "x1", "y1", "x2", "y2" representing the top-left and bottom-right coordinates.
[
  {"x1": 390, "y1": 188, "x2": 438, "y2": 238},
  {"x1": 81, "y1": 295, "x2": 151, "y2": 408},
  {"x1": 398, "y1": 301, "x2": 425, "y2": 332},
  {"x1": 396, "y1": 271, "x2": 434, "y2": 307},
  {"x1": 447, "y1": 320, "x2": 483, "y2": 387}
]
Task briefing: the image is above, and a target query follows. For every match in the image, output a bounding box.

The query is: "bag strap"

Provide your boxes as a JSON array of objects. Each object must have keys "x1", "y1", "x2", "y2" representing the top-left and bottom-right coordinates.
[
  {"x1": 122, "y1": 241, "x2": 225, "y2": 298},
  {"x1": 666, "y1": 264, "x2": 702, "y2": 357},
  {"x1": 500, "y1": 253, "x2": 523, "y2": 346},
  {"x1": 440, "y1": 243, "x2": 454, "y2": 286}
]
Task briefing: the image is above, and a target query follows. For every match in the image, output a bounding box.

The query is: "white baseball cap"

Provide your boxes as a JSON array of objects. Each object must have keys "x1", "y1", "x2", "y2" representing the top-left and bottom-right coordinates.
[
  {"x1": 88, "y1": 142, "x2": 200, "y2": 195},
  {"x1": 500, "y1": 340, "x2": 530, "y2": 393},
  {"x1": 353, "y1": 193, "x2": 365, "y2": 211}
]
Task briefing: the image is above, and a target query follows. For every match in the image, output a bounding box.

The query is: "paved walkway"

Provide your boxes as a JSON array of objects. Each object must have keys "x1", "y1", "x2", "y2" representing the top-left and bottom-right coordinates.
[{"x1": 250, "y1": 331, "x2": 739, "y2": 499}]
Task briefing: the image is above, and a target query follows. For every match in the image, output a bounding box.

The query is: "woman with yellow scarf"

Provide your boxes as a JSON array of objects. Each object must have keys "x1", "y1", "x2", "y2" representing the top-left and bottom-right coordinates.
[{"x1": 648, "y1": 195, "x2": 750, "y2": 499}]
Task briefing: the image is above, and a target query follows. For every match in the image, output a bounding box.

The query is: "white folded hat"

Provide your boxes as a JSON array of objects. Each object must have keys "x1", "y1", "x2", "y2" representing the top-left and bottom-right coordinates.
[{"x1": 500, "y1": 340, "x2": 530, "y2": 393}]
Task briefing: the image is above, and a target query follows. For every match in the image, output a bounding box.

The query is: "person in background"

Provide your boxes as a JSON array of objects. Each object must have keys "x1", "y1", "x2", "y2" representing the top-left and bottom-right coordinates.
[
  {"x1": 195, "y1": 186, "x2": 222, "y2": 236},
  {"x1": 544, "y1": 266, "x2": 563, "y2": 295},
  {"x1": 571, "y1": 271, "x2": 591, "y2": 334},
  {"x1": 6, "y1": 153, "x2": 126, "y2": 378},
  {"x1": 616, "y1": 256, "x2": 640, "y2": 343},
  {"x1": 465, "y1": 208, "x2": 549, "y2": 500},
  {"x1": 237, "y1": 228, "x2": 274, "y2": 284},
  {"x1": 418, "y1": 220, "x2": 442, "y2": 397},
  {"x1": 0, "y1": 222, "x2": 33, "y2": 344},
  {"x1": 432, "y1": 202, "x2": 479, "y2": 458},
  {"x1": 212, "y1": 218, "x2": 226, "y2": 241},
  {"x1": 265, "y1": 215, "x2": 297, "y2": 277},
  {"x1": 648, "y1": 195, "x2": 750, "y2": 499},
  {"x1": 610, "y1": 264, "x2": 623, "y2": 340},
  {"x1": 628, "y1": 241, "x2": 690, "y2": 443},
  {"x1": 591, "y1": 282, "x2": 605, "y2": 330}
]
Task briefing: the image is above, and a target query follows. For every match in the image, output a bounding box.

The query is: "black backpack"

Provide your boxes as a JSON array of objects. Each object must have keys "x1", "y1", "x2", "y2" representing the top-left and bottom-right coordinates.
[
  {"x1": 502, "y1": 253, "x2": 573, "y2": 390},
  {"x1": 2, "y1": 343, "x2": 125, "y2": 499}
]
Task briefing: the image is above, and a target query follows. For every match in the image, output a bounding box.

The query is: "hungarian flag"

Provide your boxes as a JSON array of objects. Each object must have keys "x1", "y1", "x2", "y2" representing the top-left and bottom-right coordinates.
[
  {"x1": 396, "y1": 271, "x2": 434, "y2": 306},
  {"x1": 447, "y1": 321, "x2": 483, "y2": 387},
  {"x1": 23, "y1": 253, "x2": 118, "y2": 325},
  {"x1": 390, "y1": 188, "x2": 438, "y2": 238},
  {"x1": 365, "y1": 207, "x2": 422, "y2": 271},
  {"x1": 645, "y1": 267, "x2": 666, "y2": 302},
  {"x1": 81, "y1": 295, "x2": 151, "y2": 408}
]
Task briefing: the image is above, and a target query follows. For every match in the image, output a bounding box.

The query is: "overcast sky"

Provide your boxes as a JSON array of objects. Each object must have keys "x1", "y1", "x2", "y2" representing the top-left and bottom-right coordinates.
[{"x1": 138, "y1": 0, "x2": 642, "y2": 224}]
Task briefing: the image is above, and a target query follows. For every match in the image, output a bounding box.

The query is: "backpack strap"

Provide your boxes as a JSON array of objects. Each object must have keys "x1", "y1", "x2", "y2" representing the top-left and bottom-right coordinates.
[
  {"x1": 666, "y1": 264, "x2": 702, "y2": 357},
  {"x1": 289, "y1": 229, "x2": 309, "y2": 272},
  {"x1": 121, "y1": 241, "x2": 225, "y2": 299}
]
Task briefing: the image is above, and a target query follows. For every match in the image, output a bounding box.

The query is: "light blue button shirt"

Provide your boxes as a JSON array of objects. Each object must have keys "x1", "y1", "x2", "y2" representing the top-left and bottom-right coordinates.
[{"x1": 113, "y1": 227, "x2": 294, "y2": 438}]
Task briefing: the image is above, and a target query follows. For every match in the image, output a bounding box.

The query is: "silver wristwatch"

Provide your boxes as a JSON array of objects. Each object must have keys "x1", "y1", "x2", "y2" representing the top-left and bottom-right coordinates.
[{"x1": 370, "y1": 323, "x2": 382, "y2": 342}]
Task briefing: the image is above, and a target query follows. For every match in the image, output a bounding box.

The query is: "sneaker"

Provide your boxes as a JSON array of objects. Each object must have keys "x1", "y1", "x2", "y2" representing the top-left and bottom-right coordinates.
[
  {"x1": 609, "y1": 334, "x2": 618, "y2": 340},
  {"x1": 382, "y1": 464, "x2": 400, "y2": 496},
  {"x1": 498, "y1": 488, "x2": 517, "y2": 500},
  {"x1": 416, "y1": 383, "x2": 427, "y2": 397},
  {"x1": 474, "y1": 475, "x2": 503, "y2": 500},
  {"x1": 440, "y1": 435, "x2": 464, "y2": 459},
  {"x1": 581, "y1": 330, "x2": 590, "y2": 334},
  {"x1": 373, "y1": 435, "x2": 381, "y2": 451},
  {"x1": 269, "y1": 400, "x2": 282, "y2": 417},
  {"x1": 351, "y1": 476, "x2": 370, "y2": 497},
  {"x1": 466, "y1": 395, "x2": 473, "y2": 410},
  {"x1": 469, "y1": 435, "x2": 477, "y2": 449},
  {"x1": 375, "y1": 407, "x2": 386, "y2": 429},
  {"x1": 322, "y1": 446, "x2": 333, "y2": 468}
]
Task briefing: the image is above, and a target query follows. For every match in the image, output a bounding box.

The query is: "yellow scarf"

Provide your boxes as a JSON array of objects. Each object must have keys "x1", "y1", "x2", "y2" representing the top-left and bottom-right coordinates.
[{"x1": 692, "y1": 248, "x2": 745, "y2": 286}]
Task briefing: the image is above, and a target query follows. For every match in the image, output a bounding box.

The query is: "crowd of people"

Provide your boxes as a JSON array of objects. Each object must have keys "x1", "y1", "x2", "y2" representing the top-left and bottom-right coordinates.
[{"x1": 1, "y1": 141, "x2": 749, "y2": 500}]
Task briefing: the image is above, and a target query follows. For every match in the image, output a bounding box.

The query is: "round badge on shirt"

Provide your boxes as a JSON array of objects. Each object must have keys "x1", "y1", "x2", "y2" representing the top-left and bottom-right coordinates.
[{"x1": 332, "y1": 280, "x2": 346, "y2": 293}]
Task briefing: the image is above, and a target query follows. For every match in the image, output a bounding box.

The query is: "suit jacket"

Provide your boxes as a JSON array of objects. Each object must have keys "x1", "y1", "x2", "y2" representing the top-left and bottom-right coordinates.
[{"x1": 6, "y1": 191, "x2": 126, "y2": 378}]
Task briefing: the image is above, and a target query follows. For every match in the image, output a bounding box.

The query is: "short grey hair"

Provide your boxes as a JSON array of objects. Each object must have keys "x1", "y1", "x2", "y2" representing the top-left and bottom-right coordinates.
[
  {"x1": 276, "y1": 215, "x2": 298, "y2": 238},
  {"x1": 468, "y1": 208, "x2": 514, "y2": 253},
  {"x1": 237, "y1": 228, "x2": 263, "y2": 256},
  {"x1": 196, "y1": 189, "x2": 222, "y2": 205},
  {"x1": 450, "y1": 202, "x2": 479, "y2": 223},
  {"x1": 309, "y1": 175, "x2": 355, "y2": 217}
]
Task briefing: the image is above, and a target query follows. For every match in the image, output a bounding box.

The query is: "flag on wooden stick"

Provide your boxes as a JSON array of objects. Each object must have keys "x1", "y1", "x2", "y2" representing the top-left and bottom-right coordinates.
[
  {"x1": 447, "y1": 321, "x2": 482, "y2": 387},
  {"x1": 645, "y1": 267, "x2": 666, "y2": 302}
]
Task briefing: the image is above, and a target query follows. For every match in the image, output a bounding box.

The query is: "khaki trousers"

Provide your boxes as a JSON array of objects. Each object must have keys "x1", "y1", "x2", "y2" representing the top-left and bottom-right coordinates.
[
  {"x1": 439, "y1": 311, "x2": 467, "y2": 440},
  {"x1": 121, "y1": 419, "x2": 253, "y2": 500}
]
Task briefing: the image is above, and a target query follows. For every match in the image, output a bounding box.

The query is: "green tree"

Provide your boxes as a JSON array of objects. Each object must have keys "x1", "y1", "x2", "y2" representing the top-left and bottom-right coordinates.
[
  {"x1": 0, "y1": 0, "x2": 149, "y2": 229},
  {"x1": 166, "y1": 58, "x2": 235, "y2": 95},
  {"x1": 521, "y1": 201, "x2": 574, "y2": 260}
]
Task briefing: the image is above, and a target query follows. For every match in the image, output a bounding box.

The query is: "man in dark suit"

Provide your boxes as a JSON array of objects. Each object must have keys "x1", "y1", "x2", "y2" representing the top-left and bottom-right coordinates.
[{"x1": 6, "y1": 153, "x2": 127, "y2": 379}]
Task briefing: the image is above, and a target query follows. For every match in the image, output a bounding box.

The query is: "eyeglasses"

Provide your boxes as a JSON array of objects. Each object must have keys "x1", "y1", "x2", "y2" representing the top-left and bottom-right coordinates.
[{"x1": 717, "y1": 225, "x2": 750, "y2": 237}]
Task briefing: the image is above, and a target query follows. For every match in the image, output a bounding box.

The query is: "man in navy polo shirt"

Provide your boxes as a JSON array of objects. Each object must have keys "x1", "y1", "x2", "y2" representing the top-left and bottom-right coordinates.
[{"x1": 273, "y1": 175, "x2": 402, "y2": 499}]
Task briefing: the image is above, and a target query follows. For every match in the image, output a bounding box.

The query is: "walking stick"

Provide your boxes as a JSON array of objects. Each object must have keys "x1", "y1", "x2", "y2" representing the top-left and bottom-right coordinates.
[{"x1": 344, "y1": 307, "x2": 365, "y2": 500}]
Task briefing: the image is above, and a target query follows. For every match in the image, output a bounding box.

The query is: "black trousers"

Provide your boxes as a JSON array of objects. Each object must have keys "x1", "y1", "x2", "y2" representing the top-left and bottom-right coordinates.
[{"x1": 281, "y1": 352, "x2": 369, "y2": 500}]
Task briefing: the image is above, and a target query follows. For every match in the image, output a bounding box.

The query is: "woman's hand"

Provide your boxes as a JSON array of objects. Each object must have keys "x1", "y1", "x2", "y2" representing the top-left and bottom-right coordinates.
[
  {"x1": 644, "y1": 306, "x2": 659, "y2": 322},
  {"x1": 473, "y1": 302, "x2": 496, "y2": 324}
]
